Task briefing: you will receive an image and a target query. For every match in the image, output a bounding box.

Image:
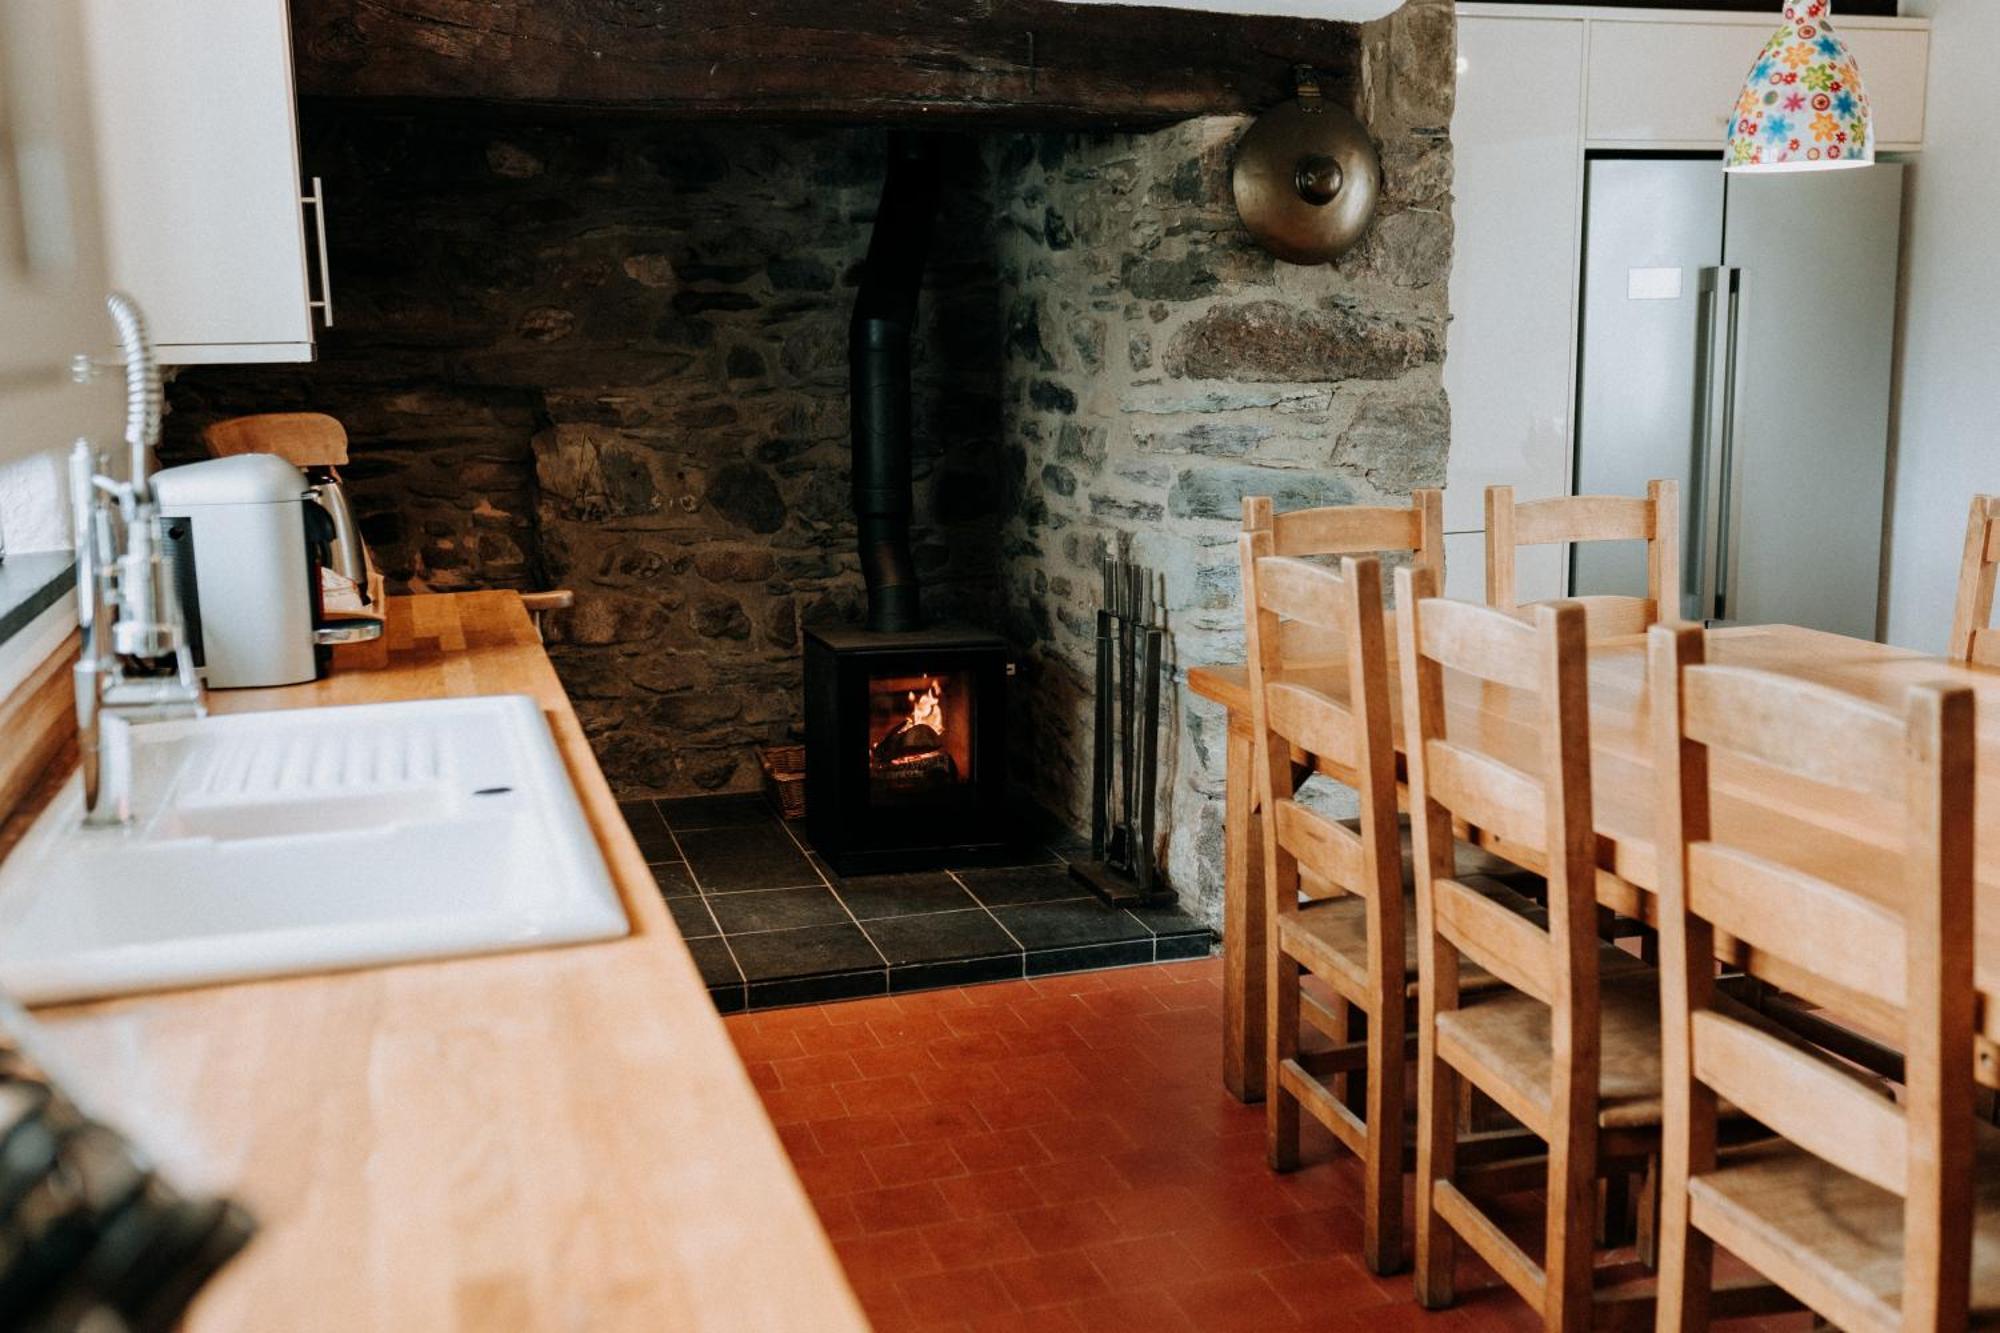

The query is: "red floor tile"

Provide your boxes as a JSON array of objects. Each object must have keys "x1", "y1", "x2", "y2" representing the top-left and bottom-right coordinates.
[{"x1": 731, "y1": 956, "x2": 1685, "y2": 1332}]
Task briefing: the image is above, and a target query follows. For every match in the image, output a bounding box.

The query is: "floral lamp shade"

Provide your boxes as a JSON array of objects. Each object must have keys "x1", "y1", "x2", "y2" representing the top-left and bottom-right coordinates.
[{"x1": 1726, "y1": 1, "x2": 1874, "y2": 172}]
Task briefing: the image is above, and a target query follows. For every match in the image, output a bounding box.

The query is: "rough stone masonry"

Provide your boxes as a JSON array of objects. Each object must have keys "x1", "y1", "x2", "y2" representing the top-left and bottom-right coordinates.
[
  {"x1": 992, "y1": 0, "x2": 1455, "y2": 924},
  {"x1": 163, "y1": 0, "x2": 1454, "y2": 929}
]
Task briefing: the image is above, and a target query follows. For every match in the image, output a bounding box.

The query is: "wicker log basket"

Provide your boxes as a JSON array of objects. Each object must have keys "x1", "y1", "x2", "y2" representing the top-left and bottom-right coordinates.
[{"x1": 760, "y1": 745, "x2": 808, "y2": 820}]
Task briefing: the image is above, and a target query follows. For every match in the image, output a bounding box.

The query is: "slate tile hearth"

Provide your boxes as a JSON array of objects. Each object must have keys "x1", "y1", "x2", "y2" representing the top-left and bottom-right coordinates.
[{"x1": 620, "y1": 795, "x2": 1214, "y2": 1013}]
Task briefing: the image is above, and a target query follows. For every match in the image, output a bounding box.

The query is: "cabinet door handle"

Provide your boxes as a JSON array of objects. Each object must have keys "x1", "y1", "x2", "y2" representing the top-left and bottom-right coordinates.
[{"x1": 301, "y1": 176, "x2": 333, "y2": 329}]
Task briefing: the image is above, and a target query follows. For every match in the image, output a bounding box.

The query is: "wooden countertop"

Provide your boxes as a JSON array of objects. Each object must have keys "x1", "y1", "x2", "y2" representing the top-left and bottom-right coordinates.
[{"x1": 17, "y1": 593, "x2": 864, "y2": 1332}]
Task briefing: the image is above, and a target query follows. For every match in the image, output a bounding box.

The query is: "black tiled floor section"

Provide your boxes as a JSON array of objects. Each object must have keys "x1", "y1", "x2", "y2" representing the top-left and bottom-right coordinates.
[
  {"x1": 954, "y1": 863, "x2": 1088, "y2": 907},
  {"x1": 677, "y1": 824, "x2": 819, "y2": 892},
  {"x1": 620, "y1": 793, "x2": 1214, "y2": 1013},
  {"x1": 706, "y1": 885, "x2": 849, "y2": 935},
  {"x1": 826, "y1": 870, "x2": 977, "y2": 921}
]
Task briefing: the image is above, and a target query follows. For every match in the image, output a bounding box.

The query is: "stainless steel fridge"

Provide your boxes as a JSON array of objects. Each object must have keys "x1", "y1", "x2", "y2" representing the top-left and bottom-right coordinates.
[{"x1": 1570, "y1": 157, "x2": 1904, "y2": 638}]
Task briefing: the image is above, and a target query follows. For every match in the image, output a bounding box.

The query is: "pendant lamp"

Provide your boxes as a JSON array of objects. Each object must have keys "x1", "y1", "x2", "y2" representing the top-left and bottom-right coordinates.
[{"x1": 1726, "y1": 1, "x2": 1874, "y2": 172}]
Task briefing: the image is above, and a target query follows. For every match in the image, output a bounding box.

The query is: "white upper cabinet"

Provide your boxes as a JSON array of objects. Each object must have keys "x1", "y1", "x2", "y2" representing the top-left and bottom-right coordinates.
[
  {"x1": 1444, "y1": 15, "x2": 1587, "y2": 536},
  {"x1": 0, "y1": 2, "x2": 109, "y2": 405},
  {"x1": 1585, "y1": 16, "x2": 1931, "y2": 150},
  {"x1": 80, "y1": 0, "x2": 326, "y2": 365}
]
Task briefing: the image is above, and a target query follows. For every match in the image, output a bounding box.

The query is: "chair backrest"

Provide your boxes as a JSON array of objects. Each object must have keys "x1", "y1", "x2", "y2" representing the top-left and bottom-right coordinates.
[
  {"x1": 1396, "y1": 566, "x2": 1603, "y2": 1095},
  {"x1": 1245, "y1": 488, "x2": 1445, "y2": 568},
  {"x1": 202, "y1": 412, "x2": 349, "y2": 468},
  {"x1": 1486, "y1": 480, "x2": 1679, "y2": 638},
  {"x1": 1650, "y1": 623, "x2": 1977, "y2": 1327},
  {"x1": 1949, "y1": 495, "x2": 2000, "y2": 666},
  {"x1": 1240, "y1": 538, "x2": 1400, "y2": 914}
]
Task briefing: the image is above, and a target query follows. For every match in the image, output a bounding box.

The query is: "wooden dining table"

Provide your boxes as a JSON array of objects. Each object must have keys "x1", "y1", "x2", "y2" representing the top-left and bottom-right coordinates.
[{"x1": 1188, "y1": 623, "x2": 2000, "y2": 1104}]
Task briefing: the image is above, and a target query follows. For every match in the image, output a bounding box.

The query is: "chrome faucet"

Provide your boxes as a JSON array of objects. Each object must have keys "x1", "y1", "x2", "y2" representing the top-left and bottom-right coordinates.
[{"x1": 70, "y1": 293, "x2": 204, "y2": 827}]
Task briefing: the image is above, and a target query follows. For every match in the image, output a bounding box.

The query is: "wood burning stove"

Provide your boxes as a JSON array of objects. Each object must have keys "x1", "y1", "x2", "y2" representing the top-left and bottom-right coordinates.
[{"x1": 804, "y1": 626, "x2": 1010, "y2": 874}]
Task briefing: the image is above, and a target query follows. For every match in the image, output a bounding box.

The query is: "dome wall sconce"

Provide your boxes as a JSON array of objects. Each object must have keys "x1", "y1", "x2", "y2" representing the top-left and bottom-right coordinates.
[{"x1": 1232, "y1": 67, "x2": 1383, "y2": 265}]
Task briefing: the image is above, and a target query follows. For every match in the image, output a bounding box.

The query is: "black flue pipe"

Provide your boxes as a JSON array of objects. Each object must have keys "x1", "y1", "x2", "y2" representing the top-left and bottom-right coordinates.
[{"x1": 849, "y1": 132, "x2": 941, "y2": 633}]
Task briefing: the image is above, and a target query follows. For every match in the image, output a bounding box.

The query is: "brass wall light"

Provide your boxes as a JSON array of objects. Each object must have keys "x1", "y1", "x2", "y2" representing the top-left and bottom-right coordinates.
[{"x1": 1232, "y1": 68, "x2": 1382, "y2": 265}]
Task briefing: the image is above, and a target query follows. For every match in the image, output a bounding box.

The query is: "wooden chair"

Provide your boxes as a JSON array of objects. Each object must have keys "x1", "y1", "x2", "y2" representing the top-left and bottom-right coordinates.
[
  {"x1": 1241, "y1": 490, "x2": 1538, "y2": 1276},
  {"x1": 1949, "y1": 495, "x2": 2000, "y2": 666},
  {"x1": 1486, "y1": 481, "x2": 1680, "y2": 639},
  {"x1": 202, "y1": 411, "x2": 350, "y2": 468},
  {"x1": 1242, "y1": 543, "x2": 1408, "y2": 1275},
  {"x1": 1398, "y1": 566, "x2": 1667, "y2": 1331},
  {"x1": 1650, "y1": 625, "x2": 1998, "y2": 1332}
]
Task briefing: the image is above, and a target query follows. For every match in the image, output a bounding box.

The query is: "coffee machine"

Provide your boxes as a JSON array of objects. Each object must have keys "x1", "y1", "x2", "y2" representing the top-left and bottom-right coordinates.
[{"x1": 150, "y1": 454, "x2": 377, "y2": 689}]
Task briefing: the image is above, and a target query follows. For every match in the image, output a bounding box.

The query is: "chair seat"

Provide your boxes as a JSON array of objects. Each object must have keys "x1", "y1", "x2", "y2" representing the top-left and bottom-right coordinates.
[
  {"x1": 1434, "y1": 977, "x2": 1848, "y2": 1136},
  {"x1": 1279, "y1": 874, "x2": 1543, "y2": 1005},
  {"x1": 1689, "y1": 1127, "x2": 2000, "y2": 1330}
]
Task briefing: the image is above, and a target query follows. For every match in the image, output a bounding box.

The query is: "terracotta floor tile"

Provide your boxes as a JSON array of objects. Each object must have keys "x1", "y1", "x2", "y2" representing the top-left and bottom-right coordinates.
[
  {"x1": 920, "y1": 1215, "x2": 1036, "y2": 1272},
  {"x1": 834, "y1": 1232, "x2": 943, "y2": 1288},
  {"x1": 823, "y1": 993, "x2": 906, "y2": 1027},
  {"x1": 927, "y1": 1031, "x2": 1016, "y2": 1065},
  {"x1": 1258, "y1": 1255, "x2": 1398, "y2": 1323},
  {"x1": 866, "y1": 1012, "x2": 959, "y2": 1046},
  {"x1": 965, "y1": 1308, "x2": 1083, "y2": 1333},
  {"x1": 759, "y1": 1083, "x2": 848, "y2": 1125},
  {"x1": 767, "y1": 1050, "x2": 864, "y2": 1087},
  {"x1": 971, "y1": 1086, "x2": 1067, "y2": 1131},
  {"x1": 1096, "y1": 1183, "x2": 1210, "y2": 1239},
  {"x1": 1019, "y1": 1154, "x2": 1128, "y2": 1205},
  {"x1": 894, "y1": 1100, "x2": 987, "y2": 1144},
  {"x1": 1077, "y1": 1234, "x2": 1205, "y2": 1292},
  {"x1": 793, "y1": 1151, "x2": 882, "y2": 1198},
  {"x1": 990, "y1": 1250, "x2": 1109, "y2": 1309},
  {"x1": 940, "y1": 1005, "x2": 1029, "y2": 1036},
  {"x1": 837, "y1": 1073, "x2": 931, "y2": 1116},
  {"x1": 1169, "y1": 1269, "x2": 1304, "y2": 1328},
  {"x1": 1066, "y1": 1287, "x2": 1199, "y2": 1332},
  {"x1": 866, "y1": 1139, "x2": 969, "y2": 1189},
  {"x1": 1010, "y1": 1200, "x2": 1122, "y2": 1254},
  {"x1": 812, "y1": 1111, "x2": 908, "y2": 1154},
  {"x1": 898, "y1": 1265, "x2": 1017, "y2": 1323},
  {"x1": 847, "y1": 1043, "x2": 936, "y2": 1080},
  {"x1": 851, "y1": 1181, "x2": 957, "y2": 1234},
  {"x1": 1028, "y1": 1114, "x2": 1137, "y2": 1162},
  {"x1": 1172, "y1": 1215, "x2": 1305, "y2": 1275},
  {"x1": 950, "y1": 1127, "x2": 1050, "y2": 1173},
  {"x1": 936, "y1": 1168, "x2": 1044, "y2": 1219}
]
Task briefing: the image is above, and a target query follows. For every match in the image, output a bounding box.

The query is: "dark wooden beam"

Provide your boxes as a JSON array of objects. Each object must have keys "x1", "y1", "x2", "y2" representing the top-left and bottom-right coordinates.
[{"x1": 290, "y1": 0, "x2": 1362, "y2": 128}]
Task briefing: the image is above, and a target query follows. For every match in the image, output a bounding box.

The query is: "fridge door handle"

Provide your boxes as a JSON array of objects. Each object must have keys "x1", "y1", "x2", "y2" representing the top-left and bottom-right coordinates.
[{"x1": 1693, "y1": 266, "x2": 1741, "y2": 624}]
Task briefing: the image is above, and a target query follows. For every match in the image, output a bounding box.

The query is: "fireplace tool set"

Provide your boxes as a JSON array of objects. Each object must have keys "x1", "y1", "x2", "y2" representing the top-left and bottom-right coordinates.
[{"x1": 1070, "y1": 555, "x2": 1173, "y2": 909}]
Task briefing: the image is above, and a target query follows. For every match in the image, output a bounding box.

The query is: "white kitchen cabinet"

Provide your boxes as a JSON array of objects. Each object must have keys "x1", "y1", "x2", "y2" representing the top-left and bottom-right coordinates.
[
  {"x1": 0, "y1": 2, "x2": 110, "y2": 415},
  {"x1": 1446, "y1": 3, "x2": 1929, "y2": 603},
  {"x1": 79, "y1": 0, "x2": 326, "y2": 364},
  {"x1": 1442, "y1": 14, "x2": 1586, "y2": 538},
  {"x1": 1585, "y1": 16, "x2": 1930, "y2": 150}
]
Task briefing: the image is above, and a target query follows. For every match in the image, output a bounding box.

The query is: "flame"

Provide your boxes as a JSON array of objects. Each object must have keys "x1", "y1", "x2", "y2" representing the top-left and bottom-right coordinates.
[{"x1": 909, "y1": 681, "x2": 943, "y2": 735}]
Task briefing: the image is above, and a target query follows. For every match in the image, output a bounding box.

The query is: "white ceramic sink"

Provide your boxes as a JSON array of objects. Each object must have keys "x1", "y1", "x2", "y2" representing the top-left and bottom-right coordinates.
[{"x1": 0, "y1": 695, "x2": 629, "y2": 1004}]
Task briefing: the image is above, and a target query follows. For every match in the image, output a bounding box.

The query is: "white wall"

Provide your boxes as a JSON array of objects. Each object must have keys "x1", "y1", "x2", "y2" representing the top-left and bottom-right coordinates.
[{"x1": 1884, "y1": 0, "x2": 2000, "y2": 650}]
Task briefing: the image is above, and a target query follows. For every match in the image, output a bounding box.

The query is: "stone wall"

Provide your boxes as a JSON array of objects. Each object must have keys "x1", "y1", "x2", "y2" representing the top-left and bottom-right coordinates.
[
  {"x1": 163, "y1": 2, "x2": 1454, "y2": 910},
  {"x1": 989, "y1": 0, "x2": 1455, "y2": 923},
  {"x1": 165, "y1": 113, "x2": 1005, "y2": 794}
]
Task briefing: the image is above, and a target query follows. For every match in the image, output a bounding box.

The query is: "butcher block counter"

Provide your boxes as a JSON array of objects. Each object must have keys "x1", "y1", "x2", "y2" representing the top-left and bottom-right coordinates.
[{"x1": 6, "y1": 592, "x2": 864, "y2": 1332}]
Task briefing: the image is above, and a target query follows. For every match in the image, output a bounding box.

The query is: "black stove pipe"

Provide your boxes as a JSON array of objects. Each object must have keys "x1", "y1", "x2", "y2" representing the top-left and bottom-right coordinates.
[{"x1": 849, "y1": 132, "x2": 941, "y2": 634}]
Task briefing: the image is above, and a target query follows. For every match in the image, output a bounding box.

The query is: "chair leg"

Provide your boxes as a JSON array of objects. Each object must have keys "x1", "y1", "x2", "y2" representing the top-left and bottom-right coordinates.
[
  {"x1": 1544, "y1": 1128, "x2": 1598, "y2": 1333},
  {"x1": 1654, "y1": 1165, "x2": 1713, "y2": 1332},
  {"x1": 1635, "y1": 1156, "x2": 1660, "y2": 1271},
  {"x1": 1413, "y1": 1039, "x2": 1457, "y2": 1307},
  {"x1": 1267, "y1": 950, "x2": 1301, "y2": 1172},
  {"x1": 1362, "y1": 991, "x2": 1406, "y2": 1276}
]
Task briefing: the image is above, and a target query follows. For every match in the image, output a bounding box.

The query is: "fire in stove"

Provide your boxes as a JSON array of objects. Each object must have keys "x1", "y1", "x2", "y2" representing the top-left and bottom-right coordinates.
[{"x1": 868, "y1": 672, "x2": 968, "y2": 794}]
